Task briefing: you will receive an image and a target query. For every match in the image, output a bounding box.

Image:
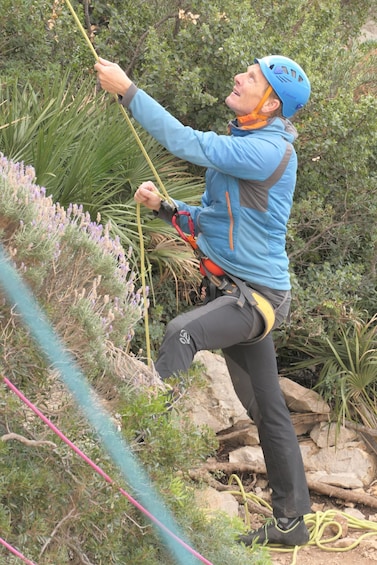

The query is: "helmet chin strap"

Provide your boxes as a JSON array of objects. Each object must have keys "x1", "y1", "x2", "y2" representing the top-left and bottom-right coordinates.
[{"x1": 237, "y1": 85, "x2": 273, "y2": 130}]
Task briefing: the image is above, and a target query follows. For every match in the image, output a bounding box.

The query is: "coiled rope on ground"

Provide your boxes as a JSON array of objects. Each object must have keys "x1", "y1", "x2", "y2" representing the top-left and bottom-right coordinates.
[{"x1": 228, "y1": 474, "x2": 377, "y2": 565}]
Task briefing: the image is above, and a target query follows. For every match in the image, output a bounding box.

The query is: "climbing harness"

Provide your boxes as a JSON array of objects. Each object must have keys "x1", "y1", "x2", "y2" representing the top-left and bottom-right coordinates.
[
  {"x1": 171, "y1": 209, "x2": 275, "y2": 342},
  {"x1": 171, "y1": 210, "x2": 225, "y2": 277}
]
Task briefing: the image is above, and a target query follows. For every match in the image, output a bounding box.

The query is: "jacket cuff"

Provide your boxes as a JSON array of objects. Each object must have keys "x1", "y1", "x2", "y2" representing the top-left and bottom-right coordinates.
[
  {"x1": 118, "y1": 83, "x2": 138, "y2": 108},
  {"x1": 153, "y1": 200, "x2": 177, "y2": 223}
]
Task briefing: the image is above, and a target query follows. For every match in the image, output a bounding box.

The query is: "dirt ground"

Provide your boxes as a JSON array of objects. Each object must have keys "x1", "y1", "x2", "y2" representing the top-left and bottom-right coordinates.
[{"x1": 270, "y1": 544, "x2": 377, "y2": 565}]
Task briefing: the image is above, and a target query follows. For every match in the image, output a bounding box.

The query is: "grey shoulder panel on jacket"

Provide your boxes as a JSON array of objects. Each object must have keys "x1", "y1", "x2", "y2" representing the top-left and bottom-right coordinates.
[{"x1": 239, "y1": 142, "x2": 293, "y2": 212}]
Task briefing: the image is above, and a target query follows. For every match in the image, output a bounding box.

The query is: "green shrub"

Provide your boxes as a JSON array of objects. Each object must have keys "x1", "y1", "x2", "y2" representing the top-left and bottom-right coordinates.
[{"x1": 283, "y1": 313, "x2": 377, "y2": 428}]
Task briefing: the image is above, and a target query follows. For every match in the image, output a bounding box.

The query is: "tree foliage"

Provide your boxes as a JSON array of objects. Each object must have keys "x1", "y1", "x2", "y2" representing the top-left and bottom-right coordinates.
[{"x1": 87, "y1": 0, "x2": 374, "y2": 130}]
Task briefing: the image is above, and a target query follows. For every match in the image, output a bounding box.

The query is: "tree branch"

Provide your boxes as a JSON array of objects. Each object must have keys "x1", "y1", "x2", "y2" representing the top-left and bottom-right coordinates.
[
  {"x1": 39, "y1": 507, "x2": 77, "y2": 557},
  {"x1": 83, "y1": 0, "x2": 92, "y2": 38},
  {"x1": 189, "y1": 461, "x2": 377, "y2": 510},
  {"x1": 1, "y1": 432, "x2": 56, "y2": 448}
]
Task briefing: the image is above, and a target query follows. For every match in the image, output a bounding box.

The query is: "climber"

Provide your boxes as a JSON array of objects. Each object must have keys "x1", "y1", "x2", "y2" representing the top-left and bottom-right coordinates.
[{"x1": 95, "y1": 54, "x2": 312, "y2": 546}]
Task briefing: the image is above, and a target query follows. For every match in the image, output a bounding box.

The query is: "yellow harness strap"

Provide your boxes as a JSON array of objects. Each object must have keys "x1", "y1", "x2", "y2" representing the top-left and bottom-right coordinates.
[
  {"x1": 245, "y1": 287, "x2": 276, "y2": 342},
  {"x1": 226, "y1": 274, "x2": 275, "y2": 342},
  {"x1": 203, "y1": 268, "x2": 275, "y2": 343}
]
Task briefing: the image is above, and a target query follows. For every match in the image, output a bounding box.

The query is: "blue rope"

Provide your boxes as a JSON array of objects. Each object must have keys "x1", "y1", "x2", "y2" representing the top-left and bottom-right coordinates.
[{"x1": 0, "y1": 243, "x2": 204, "y2": 565}]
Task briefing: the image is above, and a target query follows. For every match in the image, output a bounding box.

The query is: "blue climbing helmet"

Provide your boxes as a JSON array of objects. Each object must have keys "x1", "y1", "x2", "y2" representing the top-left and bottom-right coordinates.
[{"x1": 255, "y1": 55, "x2": 311, "y2": 118}]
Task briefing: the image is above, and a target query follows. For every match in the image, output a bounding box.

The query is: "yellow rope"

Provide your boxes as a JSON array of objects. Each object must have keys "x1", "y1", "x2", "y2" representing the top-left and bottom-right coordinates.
[
  {"x1": 135, "y1": 203, "x2": 151, "y2": 364},
  {"x1": 228, "y1": 474, "x2": 377, "y2": 565},
  {"x1": 0, "y1": 117, "x2": 27, "y2": 130},
  {"x1": 64, "y1": 0, "x2": 172, "y2": 366}
]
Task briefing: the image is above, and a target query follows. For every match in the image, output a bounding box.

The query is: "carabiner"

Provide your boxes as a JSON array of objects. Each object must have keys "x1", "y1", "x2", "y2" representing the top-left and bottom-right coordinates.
[{"x1": 171, "y1": 210, "x2": 195, "y2": 242}]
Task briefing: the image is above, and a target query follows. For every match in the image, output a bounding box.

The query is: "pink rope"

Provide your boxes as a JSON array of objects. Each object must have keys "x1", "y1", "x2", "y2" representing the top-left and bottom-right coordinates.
[
  {"x1": 0, "y1": 536, "x2": 37, "y2": 565},
  {"x1": 3, "y1": 377, "x2": 214, "y2": 565}
]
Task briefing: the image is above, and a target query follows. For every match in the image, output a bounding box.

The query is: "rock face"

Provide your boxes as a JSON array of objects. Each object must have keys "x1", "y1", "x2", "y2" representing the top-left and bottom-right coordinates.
[
  {"x1": 184, "y1": 350, "x2": 248, "y2": 432},
  {"x1": 186, "y1": 351, "x2": 377, "y2": 491},
  {"x1": 360, "y1": 19, "x2": 377, "y2": 42}
]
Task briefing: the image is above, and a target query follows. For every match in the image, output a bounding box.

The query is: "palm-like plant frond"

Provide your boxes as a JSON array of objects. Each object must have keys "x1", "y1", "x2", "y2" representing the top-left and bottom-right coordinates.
[
  {"x1": 0, "y1": 73, "x2": 205, "y2": 285},
  {"x1": 288, "y1": 314, "x2": 377, "y2": 428}
]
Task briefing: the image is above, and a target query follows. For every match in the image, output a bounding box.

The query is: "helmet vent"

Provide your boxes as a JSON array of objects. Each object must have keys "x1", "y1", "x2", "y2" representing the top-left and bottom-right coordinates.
[
  {"x1": 271, "y1": 63, "x2": 304, "y2": 83},
  {"x1": 270, "y1": 65, "x2": 289, "y2": 75}
]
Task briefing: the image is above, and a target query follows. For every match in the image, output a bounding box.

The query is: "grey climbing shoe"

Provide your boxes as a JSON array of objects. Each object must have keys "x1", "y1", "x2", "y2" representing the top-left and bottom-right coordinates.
[{"x1": 238, "y1": 516, "x2": 309, "y2": 547}]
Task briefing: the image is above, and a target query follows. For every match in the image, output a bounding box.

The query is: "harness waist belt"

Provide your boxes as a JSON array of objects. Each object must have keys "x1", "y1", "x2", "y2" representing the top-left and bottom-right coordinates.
[{"x1": 205, "y1": 270, "x2": 276, "y2": 342}]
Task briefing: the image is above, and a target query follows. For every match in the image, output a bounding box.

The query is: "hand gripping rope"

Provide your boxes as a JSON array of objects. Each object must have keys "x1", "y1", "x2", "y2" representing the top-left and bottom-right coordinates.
[{"x1": 63, "y1": 0, "x2": 173, "y2": 367}]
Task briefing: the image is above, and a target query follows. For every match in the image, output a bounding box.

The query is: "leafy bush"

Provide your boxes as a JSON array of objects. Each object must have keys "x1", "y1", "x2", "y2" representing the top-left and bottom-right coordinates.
[
  {"x1": 0, "y1": 154, "x2": 143, "y2": 379},
  {"x1": 283, "y1": 313, "x2": 377, "y2": 428}
]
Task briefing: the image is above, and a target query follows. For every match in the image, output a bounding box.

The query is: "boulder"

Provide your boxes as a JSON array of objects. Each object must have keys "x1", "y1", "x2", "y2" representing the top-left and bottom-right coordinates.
[
  {"x1": 310, "y1": 422, "x2": 358, "y2": 448},
  {"x1": 300, "y1": 439, "x2": 377, "y2": 487},
  {"x1": 193, "y1": 486, "x2": 239, "y2": 518},
  {"x1": 228, "y1": 445, "x2": 267, "y2": 474},
  {"x1": 279, "y1": 377, "x2": 331, "y2": 414}
]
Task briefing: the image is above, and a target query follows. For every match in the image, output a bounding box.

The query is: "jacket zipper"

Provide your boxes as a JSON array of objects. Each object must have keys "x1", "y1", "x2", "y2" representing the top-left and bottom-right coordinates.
[{"x1": 225, "y1": 191, "x2": 234, "y2": 250}]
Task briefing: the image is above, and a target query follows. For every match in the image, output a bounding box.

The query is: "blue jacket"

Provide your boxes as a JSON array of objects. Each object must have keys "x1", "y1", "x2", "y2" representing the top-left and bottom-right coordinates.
[{"x1": 123, "y1": 85, "x2": 299, "y2": 290}]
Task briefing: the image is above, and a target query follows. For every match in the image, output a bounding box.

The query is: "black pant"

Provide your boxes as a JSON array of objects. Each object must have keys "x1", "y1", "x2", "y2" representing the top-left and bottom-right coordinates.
[{"x1": 155, "y1": 294, "x2": 311, "y2": 518}]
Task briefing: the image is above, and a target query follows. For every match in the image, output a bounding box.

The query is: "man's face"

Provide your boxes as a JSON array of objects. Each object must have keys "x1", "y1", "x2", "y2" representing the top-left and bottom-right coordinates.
[{"x1": 225, "y1": 63, "x2": 270, "y2": 116}]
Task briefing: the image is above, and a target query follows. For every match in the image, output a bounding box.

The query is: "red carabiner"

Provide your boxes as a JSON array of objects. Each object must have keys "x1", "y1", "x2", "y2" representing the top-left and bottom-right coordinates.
[
  {"x1": 171, "y1": 211, "x2": 197, "y2": 249},
  {"x1": 171, "y1": 210, "x2": 224, "y2": 276}
]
